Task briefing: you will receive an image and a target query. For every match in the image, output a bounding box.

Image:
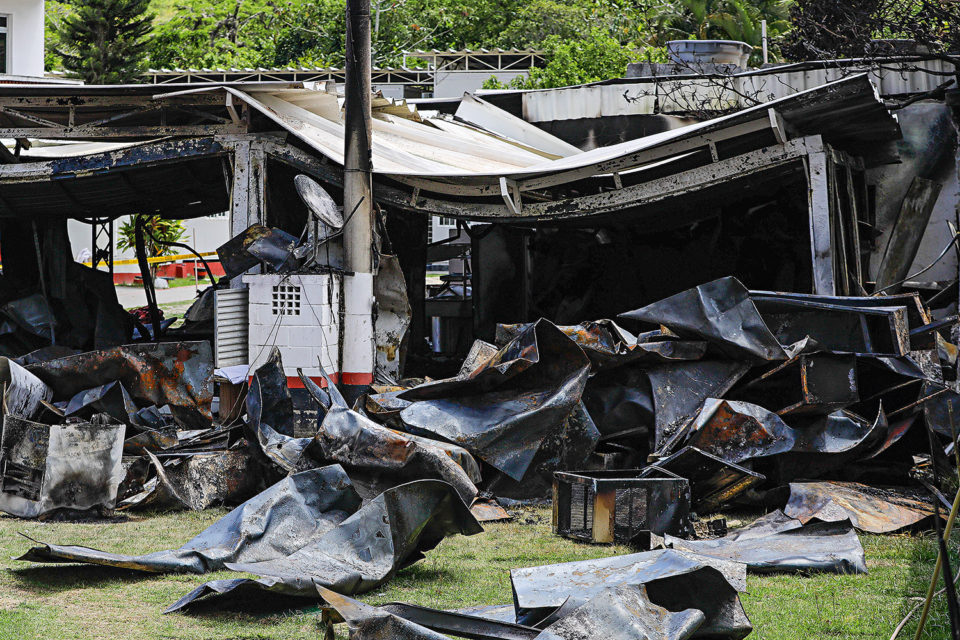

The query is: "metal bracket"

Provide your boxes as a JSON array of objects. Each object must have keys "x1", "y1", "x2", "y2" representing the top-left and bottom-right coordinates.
[{"x1": 499, "y1": 177, "x2": 521, "y2": 215}]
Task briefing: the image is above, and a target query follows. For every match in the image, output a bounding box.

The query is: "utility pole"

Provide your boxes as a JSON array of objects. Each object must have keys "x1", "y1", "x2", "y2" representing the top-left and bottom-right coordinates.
[{"x1": 342, "y1": 0, "x2": 375, "y2": 395}]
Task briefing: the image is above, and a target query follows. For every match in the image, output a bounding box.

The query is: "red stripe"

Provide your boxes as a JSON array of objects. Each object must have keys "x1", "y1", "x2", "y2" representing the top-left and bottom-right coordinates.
[{"x1": 245, "y1": 373, "x2": 373, "y2": 388}]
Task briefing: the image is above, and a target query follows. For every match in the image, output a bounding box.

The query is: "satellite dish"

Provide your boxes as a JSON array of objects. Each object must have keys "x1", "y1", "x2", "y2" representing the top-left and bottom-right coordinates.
[{"x1": 295, "y1": 174, "x2": 344, "y2": 232}]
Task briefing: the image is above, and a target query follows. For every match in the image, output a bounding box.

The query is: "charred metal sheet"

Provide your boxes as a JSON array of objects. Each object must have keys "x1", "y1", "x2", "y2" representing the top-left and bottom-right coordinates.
[
  {"x1": 470, "y1": 497, "x2": 512, "y2": 522},
  {"x1": 665, "y1": 510, "x2": 867, "y2": 574},
  {"x1": 646, "y1": 361, "x2": 750, "y2": 452},
  {"x1": 26, "y1": 341, "x2": 214, "y2": 429},
  {"x1": 922, "y1": 381, "x2": 960, "y2": 438},
  {"x1": 2, "y1": 294, "x2": 56, "y2": 342},
  {"x1": 0, "y1": 358, "x2": 51, "y2": 420},
  {"x1": 118, "y1": 449, "x2": 256, "y2": 511},
  {"x1": 490, "y1": 400, "x2": 600, "y2": 499},
  {"x1": 618, "y1": 277, "x2": 787, "y2": 361},
  {"x1": 536, "y1": 584, "x2": 705, "y2": 640},
  {"x1": 338, "y1": 597, "x2": 541, "y2": 640},
  {"x1": 398, "y1": 320, "x2": 590, "y2": 482},
  {"x1": 772, "y1": 408, "x2": 886, "y2": 480},
  {"x1": 750, "y1": 295, "x2": 910, "y2": 356},
  {"x1": 301, "y1": 368, "x2": 479, "y2": 504},
  {"x1": 217, "y1": 224, "x2": 299, "y2": 279},
  {"x1": 246, "y1": 348, "x2": 311, "y2": 471},
  {"x1": 459, "y1": 339, "x2": 500, "y2": 376},
  {"x1": 784, "y1": 481, "x2": 937, "y2": 533},
  {"x1": 62, "y1": 381, "x2": 164, "y2": 430},
  {"x1": 510, "y1": 549, "x2": 750, "y2": 639},
  {"x1": 686, "y1": 399, "x2": 794, "y2": 464},
  {"x1": 732, "y1": 353, "x2": 859, "y2": 416},
  {"x1": 319, "y1": 587, "x2": 450, "y2": 640},
  {"x1": 687, "y1": 399, "x2": 882, "y2": 466},
  {"x1": 0, "y1": 413, "x2": 124, "y2": 518},
  {"x1": 21, "y1": 465, "x2": 361, "y2": 571},
  {"x1": 641, "y1": 447, "x2": 764, "y2": 514},
  {"x1": 165, "y1": 479, "x2": 482, "y2": 611},
  {"x1": 496, "y1": 320, "x2": 707, "y2": 371},
  {"x1": 374, "y1": 254, "x2": 412, "y2": 384},
  {"x1": 553, "y1": 470, "x2": 692, "y2": 541}
]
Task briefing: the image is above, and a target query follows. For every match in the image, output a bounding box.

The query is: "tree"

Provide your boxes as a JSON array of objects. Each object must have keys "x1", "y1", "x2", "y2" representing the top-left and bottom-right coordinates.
[
  {"x1": 485, "y1": 30, "x2": 661, "y2": 90},
  {"x1": 57, "y1": 0, "x2": 154, "y2": 83},
  {"x1": 117, "y1": 216, "x2": 187, "y2": 279}
]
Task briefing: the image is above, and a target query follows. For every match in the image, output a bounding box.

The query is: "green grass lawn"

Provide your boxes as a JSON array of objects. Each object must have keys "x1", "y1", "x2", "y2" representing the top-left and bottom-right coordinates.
[{"x1": 0, "y1": 506, "x2": 956, "y2": 639}]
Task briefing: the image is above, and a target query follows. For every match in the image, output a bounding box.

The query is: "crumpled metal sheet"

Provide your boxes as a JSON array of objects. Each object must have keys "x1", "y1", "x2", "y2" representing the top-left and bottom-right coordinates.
[
  {"x1": 165, "y1": 478, "x2": 482, "y2": 611},
  {"x1": 496, "y1": 320, "x2": 707, "y2": 371},
  {"x1": 784, "y1": 481, "x2": 937, "y2": 534},
  {"x1": 301, "y1": 369, "x2": 479, "y2": 504},
  {"x1": 62, "y1": 381, "x2": 164, "y2": 430},
  {"x1": 319, "y1": 587, "x2": 451, "y2": 640},
  {"x1": 398, "y1": 320, "x2": 591, "y2": 482},
  {"x1": 510, "y1": 549, "x2": 751, "y2": 639},
  {"x1": 646, "y1": 361, "x2": 750, "y2": 452},
  {"x1": 665, "y1": 510, "x2": 867, "y2": 574},
  {"x1": 641, "y1": 446, "x2": 764, "y2": 514},
  {"x1": 374, "y1": 254, "x2": 412, "y2": 384},
  {"x1": 536, "y1": 584, "x2": 705, "y2": 640},
  {"x1": 20, "y1": 465, "x2": 361, "y2": 571},
  {"x1": 319, "y1": 584, "x2": 705, "y2": 640},
  {"x1": 0, "y1": 413, "x2": 125, "y2": 518},
  {"x1": 618, "y1": 277, "x2": 787, "y2": 361},
  {"x1": 118, "y1": 449, "x2": 257, "y2": 512},
  {"x1": 26, "y1": 341, "x2": 214, "y2": 429},
  {"x1": 687, "y1": 399, "x2": 883, "y2": 466},
  {"x1": 246, "y1": 348, "x2": 311, "y2": 471},
  {"x1": 0, "y1": 358, "x2": 51, "y2": 420}
]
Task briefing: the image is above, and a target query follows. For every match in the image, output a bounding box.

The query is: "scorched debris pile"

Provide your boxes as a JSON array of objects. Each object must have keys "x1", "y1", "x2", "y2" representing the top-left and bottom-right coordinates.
[{"x1": 2, "y1": 269, "x2": 958, "y2": 637}]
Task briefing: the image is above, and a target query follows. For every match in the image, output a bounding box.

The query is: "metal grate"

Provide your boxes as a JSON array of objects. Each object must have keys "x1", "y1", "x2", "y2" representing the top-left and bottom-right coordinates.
[
  {"x1": 271, "y1": 284, "x2": 301, "y2": 316},
  {"x1": 553, "y1": 470, "x2": 692, "y2": 543}
]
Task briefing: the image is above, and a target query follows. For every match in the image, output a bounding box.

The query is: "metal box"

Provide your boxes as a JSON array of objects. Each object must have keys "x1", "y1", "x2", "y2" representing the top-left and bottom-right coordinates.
[{"x1": 552, "y1": 470, "x2": 692, "y2": 543}]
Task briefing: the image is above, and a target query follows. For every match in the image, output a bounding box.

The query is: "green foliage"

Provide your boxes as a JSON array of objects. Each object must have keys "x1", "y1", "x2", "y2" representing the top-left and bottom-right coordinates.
[
  {"x1": 56, "y1": 0, "x2": 154, "y2": 83},
  {"x1": 117, "y1": 216, "x2": 187, "y2": 259},
  {"x1": 44, "y1": 0, "x2": 798, "y2": 80},
  {"x1": 484, "y1": 31, "x2": 666, "y2": 90}
]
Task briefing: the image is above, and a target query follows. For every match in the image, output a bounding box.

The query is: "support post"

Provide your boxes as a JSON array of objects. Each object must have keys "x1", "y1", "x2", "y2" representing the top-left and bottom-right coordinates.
[
  {"x1": 807, "y1": 147, "x2": 836, "y2": 295},
  {"x1": 343, "y1": 0, "x2": 375, "y2": 393},
  {"x1": 228, "y1": 139, "x2": 267, "y2": 288}
]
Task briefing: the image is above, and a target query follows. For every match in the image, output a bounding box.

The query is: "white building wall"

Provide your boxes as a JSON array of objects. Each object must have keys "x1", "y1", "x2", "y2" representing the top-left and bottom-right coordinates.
[
  {"x1": 433, "y1": 70, "x2": 528, "y2": 98},
  {"x1": 0, "y1": 0, "x2": 44, "y2": 77}
]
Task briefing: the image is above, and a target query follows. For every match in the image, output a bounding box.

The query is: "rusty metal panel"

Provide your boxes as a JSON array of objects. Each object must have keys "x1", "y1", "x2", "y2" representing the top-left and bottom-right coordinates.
[
  {"x1": 26, "y1": 341, "x2": 214, "y2": 429},
  {"x1": 784, "y1": 481, "x2": 937, "y2": 533}
]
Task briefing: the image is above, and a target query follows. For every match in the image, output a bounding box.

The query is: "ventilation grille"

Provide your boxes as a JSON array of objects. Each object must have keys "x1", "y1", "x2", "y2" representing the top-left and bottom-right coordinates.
[
  {"x1": 272, "y1": 284, "x2": 301, "y2": 316},
  {"x1": 215, "y1": 288, "x2": 249, "y2": 368}
]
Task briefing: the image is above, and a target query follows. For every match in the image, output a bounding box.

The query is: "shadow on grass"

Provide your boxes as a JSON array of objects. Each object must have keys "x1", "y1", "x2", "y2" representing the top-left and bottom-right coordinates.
[
  {"x1": 169, "y1": 590, "x2": 323, "y2": 619},
  {"x1": 9, "y1": 564, "x2": 159, "y2": 593}
]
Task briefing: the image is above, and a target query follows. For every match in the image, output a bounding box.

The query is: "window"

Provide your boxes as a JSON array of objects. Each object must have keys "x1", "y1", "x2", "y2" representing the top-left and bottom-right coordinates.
[
  {"x1": 439, "y1": 216, "x2": 456, "y2": 226},
  {"x1": 0, "y1": 16, "x2": 8, "y2": 75}
]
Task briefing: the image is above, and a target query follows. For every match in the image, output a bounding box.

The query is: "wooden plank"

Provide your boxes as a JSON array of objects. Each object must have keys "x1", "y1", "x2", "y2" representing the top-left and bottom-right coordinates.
[
  {"x1": 592, "y1": 487, "x2": 616, "y2": 544},
  {"x1": 875, "y1": 177, "x2": 943, "y2": 293}
]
